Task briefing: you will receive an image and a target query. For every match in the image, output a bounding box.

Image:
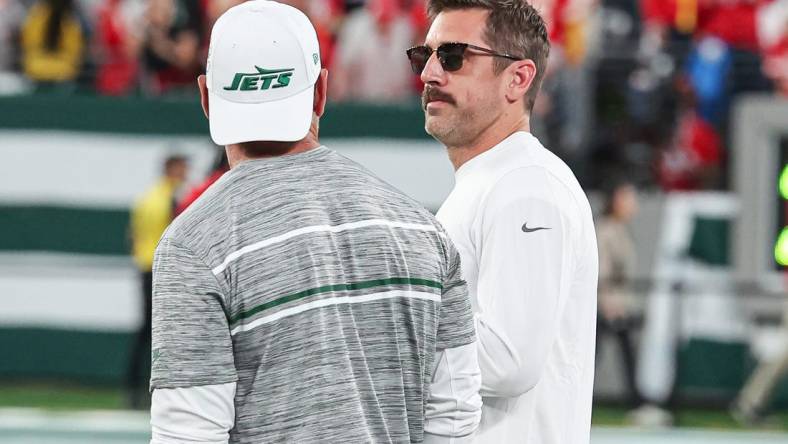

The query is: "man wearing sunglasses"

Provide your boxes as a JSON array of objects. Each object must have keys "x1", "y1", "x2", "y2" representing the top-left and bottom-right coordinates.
[{"x1": 408, "y1": 1, "x2": 599, "y2": 443}]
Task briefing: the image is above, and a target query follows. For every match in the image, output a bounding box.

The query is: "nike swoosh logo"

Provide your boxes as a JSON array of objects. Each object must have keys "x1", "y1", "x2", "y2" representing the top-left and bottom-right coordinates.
[
  {"x1": 254, "y1": 66, "x2": 295, "y2": 75},
  {"x1": 522, "y1": 223, "x2": 551, "y2": 233}
]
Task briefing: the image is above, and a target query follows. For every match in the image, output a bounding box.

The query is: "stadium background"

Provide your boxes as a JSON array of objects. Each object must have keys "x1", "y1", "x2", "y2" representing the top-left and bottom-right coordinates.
[{"x1": 1, "y1": 0, "x2": 787, "y2": 442}]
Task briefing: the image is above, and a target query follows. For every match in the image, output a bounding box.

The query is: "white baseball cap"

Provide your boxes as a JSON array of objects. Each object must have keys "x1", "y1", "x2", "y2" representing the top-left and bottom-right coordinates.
[{"x1": 206, "y1": 0, "x2": 322, "y2": 145}]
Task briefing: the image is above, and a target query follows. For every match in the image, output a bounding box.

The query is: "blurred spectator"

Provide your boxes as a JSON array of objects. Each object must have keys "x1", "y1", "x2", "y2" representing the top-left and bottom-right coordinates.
[
  {"x1": 127, "y1": 154, "x2": 188, "y2": 409},
  {"x1": 141, "y1": 0, "x2": 202, "y2": 94},
  {"x1": 404, "y1": 0, "x2": 429, "y2": 39},
  {"x1": 331, "y1": 0, "x2": 416, "y2": 102},
  {"x1": 278, "y1": 0, "x2": 343, "y2": 72},
  {"x1": 94, "y1": 0, "x2": 145, "y2": 95},
  {"x1": 531, "y1": 0, "x2": 599, "y2": 170},
  {"x1": 760, "y1": 0, "x2": 788, "y2": 96},
  {"x1": 403, "y1": 0, "x2": 429, "y2": 92},
  {"x1": 202, "y1": 0, "x2": 240, "y2": 27},
  {"x1": 640, "y1": 0, "x2": 765, "y2": 52},
  {"x1": 657, "y1": 79, "x2": 723, "y2": 191},
  {"x1": 202, "y1": 0, "x2": 243, "y2": 39},
  {"x1": 174, "y1": 148, "x2": 228, "y2": 216},
  {"x1": 0, "y1": 0, "x2": 25, "y2": 73},
  {"x1": 639, "y1": 0, "x2": 788, "y2": 190},
  {"x1": 596, "y1": 177, "x2": 644, "y2": 411},
  {"x1": 21, "y1": 0, "x2": 86, "y2": 84}
]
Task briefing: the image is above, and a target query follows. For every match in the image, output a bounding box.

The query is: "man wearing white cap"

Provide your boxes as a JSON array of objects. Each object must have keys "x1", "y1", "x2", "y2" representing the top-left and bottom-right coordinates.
[{"x1": 148, "y1": 1, "x2": 481, "y2": 443}]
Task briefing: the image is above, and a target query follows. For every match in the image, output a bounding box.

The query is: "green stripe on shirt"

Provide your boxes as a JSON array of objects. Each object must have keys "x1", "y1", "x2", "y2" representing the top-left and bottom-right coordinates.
[{"x1": 228, "y1": 277, "x2": 442, "y2": 325}]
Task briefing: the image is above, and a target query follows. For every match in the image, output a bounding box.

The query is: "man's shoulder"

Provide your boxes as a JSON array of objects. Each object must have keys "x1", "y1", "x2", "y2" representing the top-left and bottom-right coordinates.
[
  {"x1": 481, "y1": 156, "x2": 592, "y2": 229},
  {"x1": 520, "y1": 139, "x2": 583, "y2": 191},
  {"x1": 160, "y1": 177, "x2": 231, "y2": 254},
  {"x1": 328, "y1": 149, "x2": 435, "y2": 216},
  {"x1": 487, "y1": 163, "x2": 581, "y2": 205},
  {"x1": 157, "y1": 216, "x2": 198, "y2": 255}
]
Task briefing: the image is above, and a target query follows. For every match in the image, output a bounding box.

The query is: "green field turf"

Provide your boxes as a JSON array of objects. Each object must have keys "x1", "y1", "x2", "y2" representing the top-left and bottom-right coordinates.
[
  {"x1": 2, "y1": 383, "x2": 788, "y2": 432},
  {"x1": 590, "y1": 405, "x2": 788, "y2": 430},
  {"x1": 0, "y1": 383, "x2": 125, "y2": 411}
]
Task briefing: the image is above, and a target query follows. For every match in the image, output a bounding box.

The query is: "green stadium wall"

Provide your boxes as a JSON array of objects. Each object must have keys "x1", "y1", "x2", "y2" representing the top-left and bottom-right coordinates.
[{"x1": 0, "y1": 94, "x2": 783, "y2": 407}]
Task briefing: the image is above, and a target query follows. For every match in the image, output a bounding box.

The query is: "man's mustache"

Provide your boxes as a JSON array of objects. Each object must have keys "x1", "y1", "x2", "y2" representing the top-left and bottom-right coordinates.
[{"x1": 422, "y1": 86, "x2": 456, "y2": 109}]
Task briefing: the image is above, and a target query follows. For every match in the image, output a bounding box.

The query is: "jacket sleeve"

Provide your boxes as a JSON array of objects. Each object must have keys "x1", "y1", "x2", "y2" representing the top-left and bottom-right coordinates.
[
  {"x1": 150, "y1": 382, "x2": 236, "y2": 443},
  {"x1": 424, "y1": 233, "x2": 482, "y2": 441},
  {"x1": 474, "y1": 168, "x2": 573, "y2": 398}
]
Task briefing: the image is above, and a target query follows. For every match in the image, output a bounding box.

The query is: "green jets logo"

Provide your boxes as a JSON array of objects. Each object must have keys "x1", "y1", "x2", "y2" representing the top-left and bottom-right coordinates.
[{"x1": 223, "y1": 66, "x2": 294, "y2": 91}]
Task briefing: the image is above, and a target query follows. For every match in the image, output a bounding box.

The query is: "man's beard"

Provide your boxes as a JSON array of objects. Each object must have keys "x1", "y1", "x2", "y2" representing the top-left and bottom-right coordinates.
[
  {"x1": 425, "y1": 101, "x2": 490, "y2": 148},
  {"x1": 422, "y1": 85, "x2": 463, "y2": 145}
]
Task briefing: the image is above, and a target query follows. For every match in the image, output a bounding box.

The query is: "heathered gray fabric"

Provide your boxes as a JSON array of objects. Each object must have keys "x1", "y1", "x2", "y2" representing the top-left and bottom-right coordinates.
[{"x1": 150, "y1": 146, "x2": 475, "y2": 443}]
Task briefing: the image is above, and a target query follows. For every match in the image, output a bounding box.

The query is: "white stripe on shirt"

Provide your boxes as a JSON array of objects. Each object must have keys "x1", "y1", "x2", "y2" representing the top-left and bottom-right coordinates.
[
  {"x1": 212, "y1": 219, "x2": 446, "y2": 275},
  {"x1": 230, "y1": 289, "x2": 441, "y2": 335}
]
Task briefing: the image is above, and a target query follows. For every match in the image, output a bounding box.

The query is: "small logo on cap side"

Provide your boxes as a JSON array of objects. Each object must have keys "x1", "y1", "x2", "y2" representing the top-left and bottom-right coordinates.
[
  {"x1": 313, "y1": 53, "x2": 319, "y2": 65},
  {"x1": 223, "y1": 66, "x2": 295, "y2": 91}
]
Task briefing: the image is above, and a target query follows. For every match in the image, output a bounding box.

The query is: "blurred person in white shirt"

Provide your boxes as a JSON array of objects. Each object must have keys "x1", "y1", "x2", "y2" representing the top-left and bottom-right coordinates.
[
  {"x1": 595, "y1": 178, "x2": 643, "y2": 409},
  {"x1": 331, "y1": 0, "x2": 416, "y2": 102}
]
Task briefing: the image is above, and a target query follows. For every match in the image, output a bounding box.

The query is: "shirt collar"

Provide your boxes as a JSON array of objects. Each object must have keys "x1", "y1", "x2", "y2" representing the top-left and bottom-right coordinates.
[
  {"x1": 454, "y1": 131, "x2": 535, "y2": 182},
  {"x1": 232, "y1": 145, "x2": 330, "y2": 171}
]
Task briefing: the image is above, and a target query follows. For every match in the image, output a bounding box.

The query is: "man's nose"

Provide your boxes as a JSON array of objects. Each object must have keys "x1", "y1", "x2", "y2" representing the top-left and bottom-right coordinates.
[{"x1": 420, "y1": 51, "x2": 446, "y2": 86}]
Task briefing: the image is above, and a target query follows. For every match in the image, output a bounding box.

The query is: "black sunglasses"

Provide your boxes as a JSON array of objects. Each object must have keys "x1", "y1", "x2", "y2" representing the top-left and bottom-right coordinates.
[{"x1": 406, "y1": 42, "x2": 522, "y2": 74}]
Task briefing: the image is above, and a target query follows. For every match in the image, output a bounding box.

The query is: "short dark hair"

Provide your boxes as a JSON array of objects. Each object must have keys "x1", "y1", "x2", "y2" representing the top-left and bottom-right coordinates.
[
  {"x1": 163, "y1": 155, "x2": 187, "y2": 173},
  {"x1": 428, "y1": 0, "x2": 550, "y2": 112},
  {"x1": 601, "y1": 174, "x2": 634, "y2": 216}
]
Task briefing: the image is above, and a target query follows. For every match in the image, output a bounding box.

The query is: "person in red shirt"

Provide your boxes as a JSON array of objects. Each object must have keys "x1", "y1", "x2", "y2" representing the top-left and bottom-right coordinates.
[
  {"x1": 95, "y1": 0, "x2": 143, "y2": 95},
  {"x1": 175, "y1": 149, "x2": 228, "y2": 216},
  {"x1": 640, "y1": 0, "x2": 764, "y2": 51}
]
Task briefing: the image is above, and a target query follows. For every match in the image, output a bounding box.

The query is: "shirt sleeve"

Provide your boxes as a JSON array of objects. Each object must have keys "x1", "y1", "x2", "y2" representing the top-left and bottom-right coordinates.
[
  {"x1": 150, "y1": 236, "x2": 238, "y2": 390},
  {"x1": 423, "y1": 343, "x2": 482, "y2": 443},
  {"x1": 435, "y1": 233, "x2": 476, "y2": 350},
  {"x1": 150, "y1": 382, "x2": 236, "y2": 444},
  {"x1": 474, "y1": 167, "x2": 573, "y2": 398}
]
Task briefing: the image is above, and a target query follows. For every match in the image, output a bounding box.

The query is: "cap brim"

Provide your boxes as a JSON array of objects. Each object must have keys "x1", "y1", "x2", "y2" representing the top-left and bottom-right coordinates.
[{"x1": 208, "y1": 85, "x2": 314, "y2": 145}]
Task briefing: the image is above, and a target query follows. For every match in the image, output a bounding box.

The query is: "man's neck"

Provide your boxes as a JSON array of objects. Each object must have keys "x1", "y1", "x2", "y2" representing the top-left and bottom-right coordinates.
[
  {"x1": 446, "y1": 113, "x2": 530, "y2": 171},
  {"x1": 226, "y1": 137, "x2": 320, "y2": 169}
]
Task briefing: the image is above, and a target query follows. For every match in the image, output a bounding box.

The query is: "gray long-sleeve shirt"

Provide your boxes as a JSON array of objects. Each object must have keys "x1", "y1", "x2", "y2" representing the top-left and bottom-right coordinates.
[{"x1": 150, "y1": 146, "x2": 479, "y2": 443}]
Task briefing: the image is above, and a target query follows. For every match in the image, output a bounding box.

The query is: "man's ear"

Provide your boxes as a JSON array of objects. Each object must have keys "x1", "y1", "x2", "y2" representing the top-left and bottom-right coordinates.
[
  {"x1": 505, "y1": 59, "x2": 537, "y2": 105},
  {"x1": 198, "y1": 75, "x2": 209, "y2": 119},
  {"x1": 314, "y1": 69, "x2": 328, "y2": 118}
]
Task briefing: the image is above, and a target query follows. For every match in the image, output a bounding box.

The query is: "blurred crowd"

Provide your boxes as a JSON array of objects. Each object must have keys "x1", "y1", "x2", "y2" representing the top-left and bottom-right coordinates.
[
  {"x1": 0, "y1": 0, "x2": 433, "y2": 97},
  {"x1": 0, "y1": 0, "x2": 787, "y2": 189}
]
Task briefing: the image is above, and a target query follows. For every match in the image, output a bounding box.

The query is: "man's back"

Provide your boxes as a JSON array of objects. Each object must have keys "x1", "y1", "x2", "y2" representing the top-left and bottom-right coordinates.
[{"x1": 151, "y1": 147, "x2": 476, "y2": 443}]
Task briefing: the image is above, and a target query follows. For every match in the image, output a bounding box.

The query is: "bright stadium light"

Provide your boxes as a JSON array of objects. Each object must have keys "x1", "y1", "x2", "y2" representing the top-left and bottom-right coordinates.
[{"x1": 777, "y1": 227, "x2": 788, "y2": 266}]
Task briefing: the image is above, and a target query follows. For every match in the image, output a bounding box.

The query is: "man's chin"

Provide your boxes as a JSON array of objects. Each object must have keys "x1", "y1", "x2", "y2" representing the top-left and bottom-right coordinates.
[
  {"x1": 425, "y1": 119, "x2": 451, "y2": 143},
  {"x1": 424, "y1": 118, "x2": 439, "y2": 136}
]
